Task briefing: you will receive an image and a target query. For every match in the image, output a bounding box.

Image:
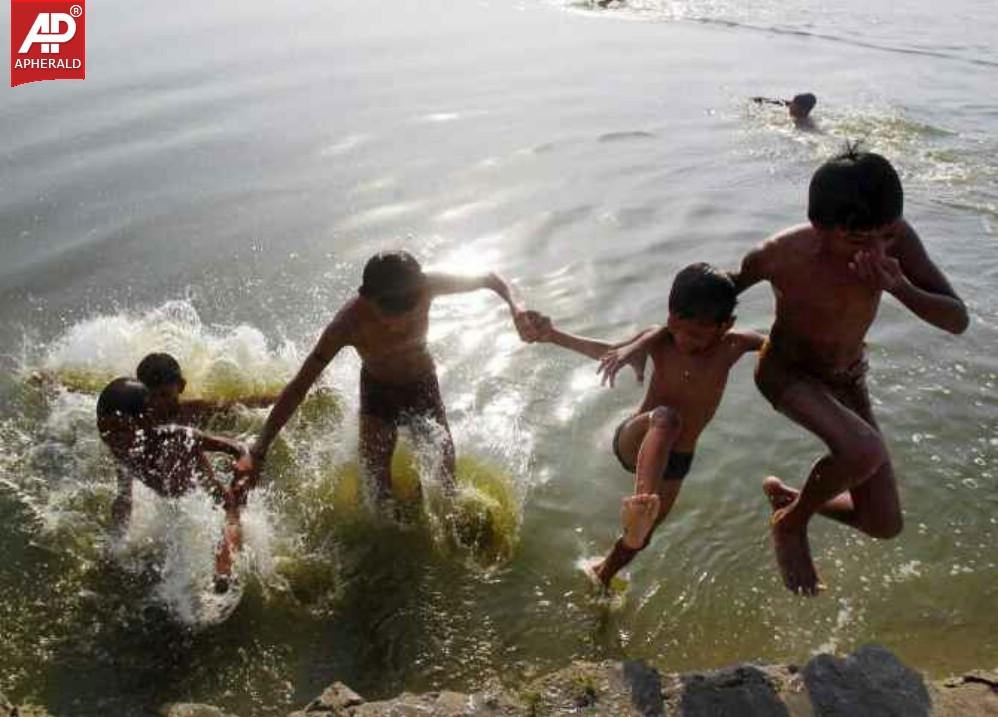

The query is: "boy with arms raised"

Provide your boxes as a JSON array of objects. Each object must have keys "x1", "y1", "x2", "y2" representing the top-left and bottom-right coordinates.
[
  {"x1": 731, "y1": 148, "x2": 968, "y2": 595},
  {"x1": 535, "y1": 263, "x2": 763, "y2": 588},
  {"x1": 97, "y1": 377, "x2": 251, "y2": 591},
  {"x1": 238, "y1": 251, "x2": 541, "y2": 504}
]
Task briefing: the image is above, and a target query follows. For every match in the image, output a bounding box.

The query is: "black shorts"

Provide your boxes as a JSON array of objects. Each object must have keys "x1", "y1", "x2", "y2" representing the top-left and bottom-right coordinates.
[
  {"x1": 612, "y1": 417, "x2": 694, "y2": 480},
  {"x1": 359, "y1": 368, "x2": 447, "y2": 428}
]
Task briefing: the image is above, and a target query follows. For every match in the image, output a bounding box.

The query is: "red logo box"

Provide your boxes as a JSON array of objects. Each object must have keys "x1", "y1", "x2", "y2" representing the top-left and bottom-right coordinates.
[{"x1": 11, "y1": 0, "x2": 85, "y2": 87}]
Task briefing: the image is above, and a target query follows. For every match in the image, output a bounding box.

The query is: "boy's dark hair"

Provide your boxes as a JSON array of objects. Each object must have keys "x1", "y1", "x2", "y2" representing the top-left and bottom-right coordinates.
[
  {"x1": 668, "y1": 263, "x2": 737, "y2": 324},
  {"x1": 808, "y1": 145, "x2": 903, "y2": 231},
  {"x1": 792, "y1": 93, "x2": 817, "y2": 114},
  {"x1": 97, "y1": 377, "x2": 149, "y2": 420},
  {"x1": 358, "y1": 250, "x2": 425, "y2": 315},
  {"x1": 136, "y1": 353, "x2": 183, "y2": 388}
]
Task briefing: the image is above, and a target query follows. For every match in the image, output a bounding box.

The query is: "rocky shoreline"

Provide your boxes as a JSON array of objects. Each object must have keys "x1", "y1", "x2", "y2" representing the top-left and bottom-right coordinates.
[{"x1": 3, "y1": 645, "x2": 996, "y2": 717}]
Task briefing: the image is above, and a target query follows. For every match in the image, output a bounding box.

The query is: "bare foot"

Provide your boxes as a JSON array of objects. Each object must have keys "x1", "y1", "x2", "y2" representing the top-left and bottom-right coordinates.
[
  {"x1": 621, "y1": 494, "x2": 660, "y2": 550},
  {"x1": 763, "y1": 476, "x2": 798, "y2": 512},
  {"x1": 771, "y1": 507, "x2": 824, "y2": 596}
]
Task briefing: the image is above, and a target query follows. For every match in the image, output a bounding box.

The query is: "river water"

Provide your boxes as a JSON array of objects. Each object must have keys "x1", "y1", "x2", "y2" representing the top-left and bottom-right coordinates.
[{"x1": 1, "y1": 0, "x2": 996, "y2": 714}]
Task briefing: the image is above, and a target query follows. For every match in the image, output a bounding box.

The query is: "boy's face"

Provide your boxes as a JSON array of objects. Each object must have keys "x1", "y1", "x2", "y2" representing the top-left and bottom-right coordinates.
[
  {"x1": 819, "y1": 219, "x2": 903, "y2": 257},
  {"x1": 147, "y1": 380, "x2": 185, "y2": 417},
  {"x1": 667, "y1": 314, "x2": 732, "y2": 354}
]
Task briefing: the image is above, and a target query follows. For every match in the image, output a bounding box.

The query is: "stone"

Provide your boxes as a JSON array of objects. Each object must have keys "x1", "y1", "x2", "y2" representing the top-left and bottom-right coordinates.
[
  {"x1": 526, "y1": 660, "x2": 663, "y2": 716},
  {"x1": 304, "y1": 682, "x2": 365, "y2": 713},
  {"x1": 930, "y1": 670, "x2": 998, "y2": 717},
  {"x1": 349, "y1": 689, "x2": 525, "y2": 717},
  {"x1": 160, "y1": 704, "x2": 238, "y2": 717},
  {"x1": 679, "y1": 664, "x2": 790, "y2": 717},
  {"x1": 622, "y1": 660, "x2": 663, "y2": 717},
  {"x1": 802, "y1": 645, "x2": 930, "y2": 717}
]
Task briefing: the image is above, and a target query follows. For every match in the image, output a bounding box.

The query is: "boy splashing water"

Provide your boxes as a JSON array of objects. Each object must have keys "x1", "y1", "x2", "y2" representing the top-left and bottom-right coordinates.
[
  {"x1": 238, "y1": 251, "x2": 541, "y2": 507},
  {"x1": 731, "y1": 148, "x2": 968, "y2": 595},
  {"x1": 535, "y1": 264, "x2": 763, "y2": 589},
  {"x1": 97, "y1": 378, "x2": 251, "y2": 592}
]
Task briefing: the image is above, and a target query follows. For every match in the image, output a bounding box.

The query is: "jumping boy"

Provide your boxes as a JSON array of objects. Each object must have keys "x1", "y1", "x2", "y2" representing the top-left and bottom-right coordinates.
[
  {"x1": 136, "y1": 352, "x2": 279, "y2": 426},
  {"x1": 730, "y1": 147, "x2": 968, "y2": 595},
  {"x1": 236, "y1": 250, "x2": 542, "y2": 504},
  {"x1": 534, "y1": 263, "x2": 763, "y2": 588},
  {"x1": 97, "y1": 377, "x2": 251, "y2": 591}
]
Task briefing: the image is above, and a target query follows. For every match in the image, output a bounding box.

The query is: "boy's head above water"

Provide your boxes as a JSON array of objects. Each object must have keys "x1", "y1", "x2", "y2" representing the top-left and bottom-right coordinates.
[
  {"x1": 97, "y1": 377, "x2": 150, "y2": 458},
  {"x1": 137, "y1": 352, "x2": 186, "y2": 416},
  {"x1": 667, "y1": 263, "x2": 737, "y2": 354},
  {"x1": 789, "y1": 93, "x2": 817, "y2": 119},
  {"x1": 358, "y1": 250, "x2": 426, "y2": 315}
]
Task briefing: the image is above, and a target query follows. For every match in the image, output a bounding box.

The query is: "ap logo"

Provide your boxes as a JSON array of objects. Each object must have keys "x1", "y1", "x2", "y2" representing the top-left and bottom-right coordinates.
[
  {"x1": 19, "y1": 12, "x2": 77, "y2": 53},
  {"x1": 10, "y1": 0, "x2": 86, "y2": 87}
]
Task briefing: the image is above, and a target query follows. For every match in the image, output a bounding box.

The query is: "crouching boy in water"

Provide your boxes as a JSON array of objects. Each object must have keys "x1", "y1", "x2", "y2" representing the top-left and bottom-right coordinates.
[
  {"x1": 534, "y1": 264, "x2": 763, "y2": 589},
  {"x1": 97, "y1": 377, "x2": 251, "y2": 592},
  {"x1": 730, "y1": 148, "x2": 968, "y2": 595},
  {"x1": 237, "y1": 250, "x2": 543, "y2": 505}
]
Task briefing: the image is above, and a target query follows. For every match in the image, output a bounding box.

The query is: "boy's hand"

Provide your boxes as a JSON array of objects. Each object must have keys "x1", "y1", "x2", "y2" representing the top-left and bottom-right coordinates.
[
  {"x1": 598, "y1": 343, "x2": 648, "y2": 388},
  {"x1": 849, "y1": 245, "x2": 906, "y2": 293},
  {"x1": 513, "y1": 308, "x2": 550, "y2": 343},
  {"x1": 231, "y1": 448, "x2": 260, "y2": 496}
]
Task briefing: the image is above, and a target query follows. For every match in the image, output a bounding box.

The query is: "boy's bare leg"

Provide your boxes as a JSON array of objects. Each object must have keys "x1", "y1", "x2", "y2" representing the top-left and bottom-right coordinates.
[
  {"x1": 768, "y1": 382, "x2": 896, "y2": 595},
  {"x1": 764, "y1": 396, "x2": 902, "y2": 536},
  {"x1": 360, "y1": 413, "x2": 398, "y2": 504},
  {"x1": 593, "y1": 407, "x2": 681, "y2": 587},
  {"x1": 214, "y1": 503, "x2": 242, "y2": 592},
  {"x1": 425, "y1": 407, "x2": 458, "y2": 497},
  {"x1": 619, "y1": 494, "x2": 660, "y2": 549}
]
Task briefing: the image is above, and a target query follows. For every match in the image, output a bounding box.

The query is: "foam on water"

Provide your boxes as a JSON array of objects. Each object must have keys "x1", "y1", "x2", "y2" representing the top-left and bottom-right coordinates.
[
  {"x1": 2, "y1": 299, "x2": 530, "y2": 640},
  {"x1": 37, "y1": 299, "x2": 300, "y2": 399}
]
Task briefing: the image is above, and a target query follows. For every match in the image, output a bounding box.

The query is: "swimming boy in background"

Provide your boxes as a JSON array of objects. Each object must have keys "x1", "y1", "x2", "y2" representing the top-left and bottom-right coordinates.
[
  {"x1": 533, "y1": 264, "x2": 763, "y2": 589},
  {"x1": 237, "y1": 250, "x2": 543, "y2": 506},
  {"x1": 136, "y1": 352, "x2": 279, "y2": 426},
  {"x1": 97, "y1": 377, "x2": 251, "y2": 592},
  {"x1": 730, "y1": 147, "x2": 968, "y2": 595},
  {"x1": 752, "y1": 93, "x2": 817, "y2": 129}
]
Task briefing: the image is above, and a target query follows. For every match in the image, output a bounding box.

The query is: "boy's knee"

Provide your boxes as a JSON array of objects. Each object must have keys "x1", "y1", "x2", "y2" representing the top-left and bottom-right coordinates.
[
  {"x1": 840, "y1": 431, "x2": 888, "y2": 478},
  {"x1": 867, "y1": 513, "x2": 903, "y2": 540}
]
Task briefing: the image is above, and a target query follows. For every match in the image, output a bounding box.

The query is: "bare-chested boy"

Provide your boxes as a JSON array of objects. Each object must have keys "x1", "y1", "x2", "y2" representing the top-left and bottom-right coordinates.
[
  {"x1": 730, "y1": 148, "x2": 968, "y2": 595},
  {"x1": 97, "y1": 377, "x2": 250, "y2": 592},
  {"x1": 136, "y1": 352, "x2": 279, "y2": 426},
  {"x1": 237, "y1": 250, "x2": 541, "y2": 504},
  {"x1": 535, "y1": 263, "x2": 763, "y2": 588}
]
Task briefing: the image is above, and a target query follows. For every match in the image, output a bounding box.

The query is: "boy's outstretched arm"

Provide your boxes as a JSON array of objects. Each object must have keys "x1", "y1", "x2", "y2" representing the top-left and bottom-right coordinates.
[
  {"x1": 176, "y1": 393, "x2": 283, "y2": 426},
  {"x1": 426, "y1": 272, "x2": 541, "y2": 341},
  {"x1": 538, "y1": 323, "x2": 658, "y2": 385},
  {"x1": 751, "y1": 97, "x2": 789, "y2": 106},
  {"x1": 852, "y1": 222, "x2": 969, "y2": 335},
  {"x1": 240, "y1": 310, "x2": 352, "y2": 474},
  {"x1": 596, "y1": 325, "x2": 664, "y2": 386}
]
